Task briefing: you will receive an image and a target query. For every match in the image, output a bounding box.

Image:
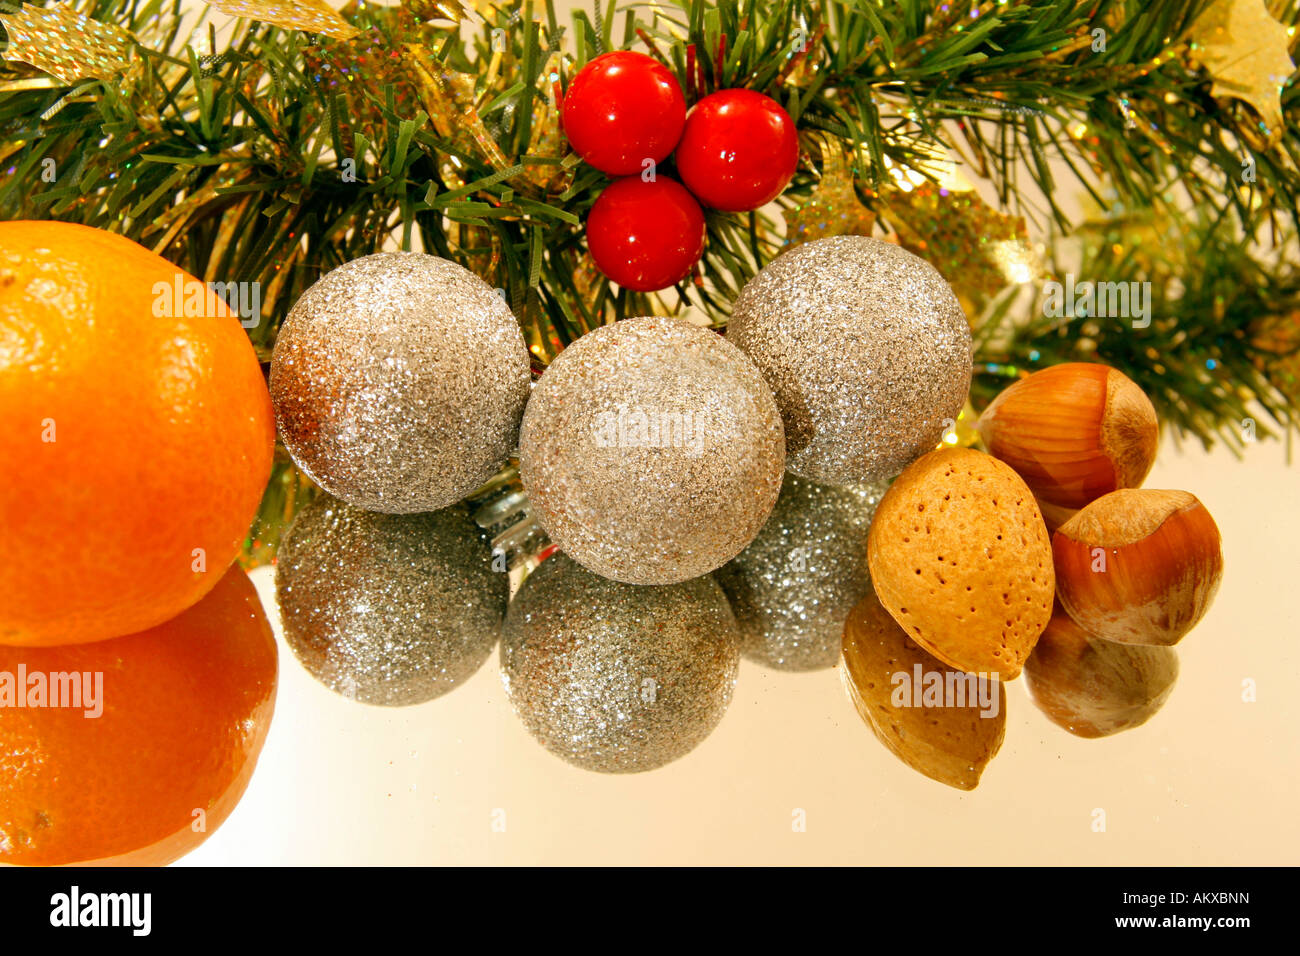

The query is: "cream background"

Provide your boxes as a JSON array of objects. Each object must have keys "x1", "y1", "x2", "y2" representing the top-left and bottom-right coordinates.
[
  {"x1": 166, "y1": 2, "x2": 1298, "y2": 864},
  {"x1": 174, "y1": 434, "x2": 1300, "y2": 866}
]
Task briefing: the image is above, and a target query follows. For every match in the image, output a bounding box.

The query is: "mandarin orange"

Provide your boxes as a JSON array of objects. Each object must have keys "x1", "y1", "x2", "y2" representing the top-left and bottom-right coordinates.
[
  {"x1": 0, "y1": 564, "x2": 277, "y2": 866},
  {"x1": 0, "y1": 221, "x2": 274, "y2": 645}
]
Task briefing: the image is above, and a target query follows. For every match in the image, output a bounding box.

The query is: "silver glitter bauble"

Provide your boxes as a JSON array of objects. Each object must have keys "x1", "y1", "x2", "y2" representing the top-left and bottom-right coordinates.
[
  {"x1": 727, "y1": 236, "x2": 972, "y2": 485},
  {"x1": 518, "y1": 316, "x2": 785, "y2": 585},
  {"x1": 270, "y1": 252, "x2": 532, "y2": 513},
  {"x1": 501, "y1": 554, "x2": 740, "y2": 773},
  {"x1": 275, "y1": 495, "x2": 508, "y2": 706},
  {"x1": 715, "y1": 474, "x2": 885, "y2": 671}
]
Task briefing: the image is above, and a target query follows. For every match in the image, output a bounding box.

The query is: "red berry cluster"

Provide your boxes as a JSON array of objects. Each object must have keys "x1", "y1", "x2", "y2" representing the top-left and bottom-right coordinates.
[{"x1": 562, "y1": 51, "x2": 799, "y2": 292}]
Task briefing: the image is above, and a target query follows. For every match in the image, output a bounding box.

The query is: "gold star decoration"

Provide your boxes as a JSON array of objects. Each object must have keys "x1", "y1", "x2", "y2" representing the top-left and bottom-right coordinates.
[
  {"x1": 782, "y1": 136, "x2": 875, "y2": 248},
  {"x1": 0, "y1": 3, "x2": 134, "y2": 84},
  {"x1": 1187, "y1": 0, "x2": 1297, "y2": 148},
  {"x1": 208, "y1": 0, "x2": 361, "y2": 41},
  {"x1": 882, "y1": 181, "x2": 1042, "y2": 320}
]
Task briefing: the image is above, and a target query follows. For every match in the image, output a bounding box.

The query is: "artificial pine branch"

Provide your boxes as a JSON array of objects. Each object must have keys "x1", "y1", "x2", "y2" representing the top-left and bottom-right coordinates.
[
  {"x1": 1, "y1": 0, "x2": 1297, "y2": 449},
  {"x1": 974, "y1": 204, "x2": 1300, "y2": 451}
]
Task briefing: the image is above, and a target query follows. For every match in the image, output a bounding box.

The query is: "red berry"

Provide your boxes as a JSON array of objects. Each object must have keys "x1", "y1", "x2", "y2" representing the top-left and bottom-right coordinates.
[
  {"x1": 675, "y1": 89, "x2": 799, "y2": 212},
  {"x1": 586, "y1": 177, "x2": 705, "y2": 292},
  {"x1": 562, "y1": 52, "x2": 686, "y2": 176}
]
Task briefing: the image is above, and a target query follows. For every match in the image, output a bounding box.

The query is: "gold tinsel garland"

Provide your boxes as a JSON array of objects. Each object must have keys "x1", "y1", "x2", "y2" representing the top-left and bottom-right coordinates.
[{"x1": 0, "y1": 2, "x2": 134, "y2": 83}]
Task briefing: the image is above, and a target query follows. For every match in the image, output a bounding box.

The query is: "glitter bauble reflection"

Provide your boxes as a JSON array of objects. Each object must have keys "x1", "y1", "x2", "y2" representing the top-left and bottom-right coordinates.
[
  {"x1": 728, "y1": 236, "x2": 972, "y2": 485},
  {"x1": 275, "y1": 495, "x2": 507, "y2": 706},
  {"x1": 270, "y1": 252, "x2": 532, "y2": 513},
  {"x1": 518, "y1": 316, "x2": 785, "y2": 585},
  {"x1": 501, "y1": 554, "x2": 740, "y2": 773},
  {"x1": 715, "y1": 475, "x2": 885, "y2": 671}
]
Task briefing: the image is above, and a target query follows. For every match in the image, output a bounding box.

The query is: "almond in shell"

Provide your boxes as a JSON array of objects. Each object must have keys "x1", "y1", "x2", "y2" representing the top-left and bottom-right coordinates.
[
  {"x1": 866, "y1": 447, "x2": 1054, "y2": 680},
  {"x1": 841, "y1": 589, "x2": 1005, "y2": 790}
]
